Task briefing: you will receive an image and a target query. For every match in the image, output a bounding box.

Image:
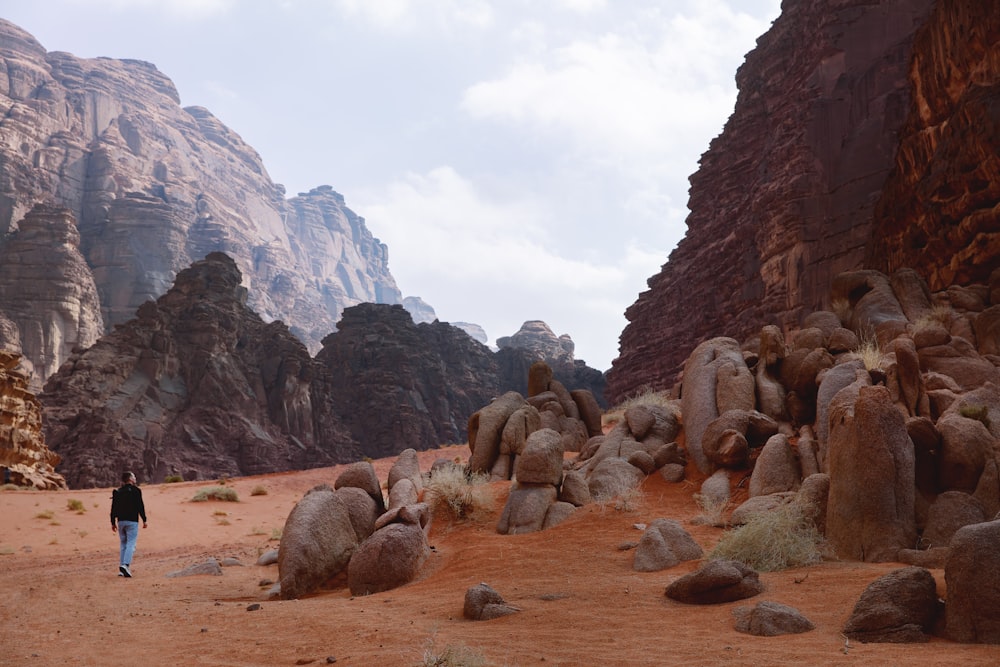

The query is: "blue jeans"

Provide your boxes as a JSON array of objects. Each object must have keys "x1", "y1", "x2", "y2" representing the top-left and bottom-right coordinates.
[{"x1": 118, "y1": 521, "x2": 139, "y2": 567}]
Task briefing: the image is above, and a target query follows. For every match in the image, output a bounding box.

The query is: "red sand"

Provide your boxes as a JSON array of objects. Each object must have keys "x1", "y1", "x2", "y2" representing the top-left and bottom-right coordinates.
[{"x1": 1, "y1": 445, "x2": 996, "y2": 666}]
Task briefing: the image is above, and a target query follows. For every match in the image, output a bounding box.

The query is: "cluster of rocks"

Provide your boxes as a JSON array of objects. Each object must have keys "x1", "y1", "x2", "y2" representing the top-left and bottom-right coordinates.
[
  {"x1": 467, "y1": 358, "x2": 688, "y2": 537},
  {"x1": 275, "y1": 449, "x2": 431, "y2": 599},
  {"x1": 675, "y1": 269, "x2": 1000, "y2": 572}
]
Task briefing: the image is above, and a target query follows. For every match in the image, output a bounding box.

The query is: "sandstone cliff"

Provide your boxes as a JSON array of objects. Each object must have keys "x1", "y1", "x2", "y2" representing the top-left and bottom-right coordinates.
[
  {"x1": 607, "y1": 0, "x2": 998, "y2": 402},
  {"x1": 0, "y1": 20, "x2": 401, "y2": 385},
  {"x1": 0, "y1": 350, "x2": 65, "y2": 489}
]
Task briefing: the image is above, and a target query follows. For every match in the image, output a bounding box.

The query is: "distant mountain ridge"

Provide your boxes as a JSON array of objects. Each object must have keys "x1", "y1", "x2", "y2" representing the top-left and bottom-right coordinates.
[{"x1": 0, "y1": 19, "x2": 401, "y2": 386}]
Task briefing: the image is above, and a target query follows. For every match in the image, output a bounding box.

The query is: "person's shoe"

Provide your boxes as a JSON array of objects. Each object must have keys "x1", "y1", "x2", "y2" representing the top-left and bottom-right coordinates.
[{"x1": 120, "y1": 565, "x2": 132, "y2": 578}]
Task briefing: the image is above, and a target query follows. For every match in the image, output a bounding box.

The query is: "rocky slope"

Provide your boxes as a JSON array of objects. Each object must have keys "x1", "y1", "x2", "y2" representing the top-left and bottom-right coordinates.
[
  {"x1": 0, "y1": 20, "x2": 400, "y2": 385},
  {"x1": 39, "y1": 253, "x2": 602, "y2": 488},
  {"x1": 607, "y1": 0, "x2": 999, "y2": 402}
]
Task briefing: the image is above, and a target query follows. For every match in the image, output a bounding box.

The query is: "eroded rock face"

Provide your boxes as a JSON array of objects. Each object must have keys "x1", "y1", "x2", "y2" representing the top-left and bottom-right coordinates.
[
  {"x1": 313, "y1": 303, "x2": 501, "y2": 461},
  {"x1": 41, "y1": 253, "x2": 352, "y2": 488},
  {"x1": 0, "y1": 19, "x2": 401, "y2": 385},
  {"x1": 0, "y1": 350, "x2": 65, "y2": 489},
  {"x1": 0, "y1": 204, "x2": 103, "y2": 390},
  {"x1": 607, "y1": 0, "x2": 1000, "y2": 402}
]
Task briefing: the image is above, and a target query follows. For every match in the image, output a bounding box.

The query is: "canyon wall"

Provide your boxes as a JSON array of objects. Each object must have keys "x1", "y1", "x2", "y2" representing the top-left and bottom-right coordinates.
[{"x1": 607, "y1": 0, "x2": 998, "y2": 402}]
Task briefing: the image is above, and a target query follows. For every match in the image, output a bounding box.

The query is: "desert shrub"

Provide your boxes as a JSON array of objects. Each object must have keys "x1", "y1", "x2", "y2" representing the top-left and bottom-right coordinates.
[
  {"x1": 250, "y1": 485, "x2": 268, "y2": 496},
  {"x1": 191, "y1": 486, "x2": 239, "y2": 502},
  {"x1": 421, "y1": 641, "x2": 486, "y2": 667},
  {"x1": 1, "y1": 483, "x2": 22, "y2": 491},
  {"x1": 270, "y1": 528, "x2": 282, "y2": 541},
  {"x1": 66, "y1": 499, "x2": 85, "y2": 513},
  {"x1": 34, "y1": 510, "x2": 54, "y2": 520},
  {"x1": 709, "y1": 503, "x2": 823, "y2": 572},
  {"x1": 603, "y1": 387, "x2": 674, "y2": 429},
  {"x1": 424, "y1": 463, "x2": 494, "y2": 521},
  {"x1": 0, "y1": 545, "x2": 14, "y2": 555},
  {"x1": 593, "y1": 477, "x2": 643, "y2": 513},
  {"x1": 164, "y1": 474, "x2": 184, "y2": 483},
  {"x1": 851, "y1": 335, "x2": 883, "y2": 371},
  {"x1": 830, "y1": 297, "x2": 851, "y2": 325},
  {"x1": 691, "y1": 492, "x2": 731, "y2": 527},
  {"x1": 959, "y1": 404, "x2": 990, "y2": 428}
]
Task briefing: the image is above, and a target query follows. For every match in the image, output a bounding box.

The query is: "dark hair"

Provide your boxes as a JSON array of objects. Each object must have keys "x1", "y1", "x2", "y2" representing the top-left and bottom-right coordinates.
[{"x1": 122, "y1": 471, "x2": 135, "y2": 484}]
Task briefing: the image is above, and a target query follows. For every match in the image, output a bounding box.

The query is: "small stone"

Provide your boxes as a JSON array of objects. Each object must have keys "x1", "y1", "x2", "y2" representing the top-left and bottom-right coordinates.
[{"x1": 246, "y1": 603, "x2": 261, "y2": 612}]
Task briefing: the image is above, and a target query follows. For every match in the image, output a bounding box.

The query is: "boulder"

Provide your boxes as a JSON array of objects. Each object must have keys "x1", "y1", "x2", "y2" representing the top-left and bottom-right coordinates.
[
  {"x1": 827, "y1": 385, "x2": 916, "y2": 562},
  {"x1": 665, "y1": 559, "x2": 764, "y2": 604},
  {"x1": 468, "y1": 392, "x2": 528, "y2": 474},
  {"x1": 730, "y1": 492, "x2": 796, "y2": 526},
  {"x1": 347, "y1": 521, "x2": 430, "y2": 596},
  {"x1": 278, "y1": 485, "x2": 360, "y2": 599},
  {"x1": 936, "y1": 413, "x2": 995, "y2": 492},
  {"x1": 570, "y1": 389, "x2": 603, "y2": 437},
  {"x1": 496, "y1": 483, "x2": 558, "y2": 535},
  {"x1": 542, "y1": 501, "x2": 576, "y2": 530},
  {"x1": 500, "y1": 405, "x2": 542, "y2": 457},
  {"x1": 733, "y1": 600, "x2": 815, "y2": 636},
  {"x1": 748, "y1": 434, "x2": 800, "y2": 497},
  {"x1": 587, "y1": 457, "x2": 645, "y2": 502},
  {"x1": 387, "y1": 448, "x2": 423, "y2": 495},
  {"x1": 334, "y1": 461, "x2": 385, "y2": 513},
  {"x1": 515, "y1": 429, "x2": 564, "y2": 485},
  {"x1": 633, "y1": 519, "x2": 703, "y2": 572},
  {"x1": 558, "y1": 469, "x2": 592, "y2": 506},
  {"x1": 815, "y1": 359, "x2": 867, "y2": 471},
  {"x1": 945, "y1": 519, "x2": 1000, "y2": 643},
  {"x1": 387, "y1": 477, "x2": 419, "y2": 511},
  {"x1": 843, "y1": 567, "x2": 939, "y2": 643},
  {"x1": 463, "y1": 583, "x2": 520, "y2": 620},
  {"x1": 680, "y1": 338, "x2": 755, "y2": 474},
  {"x1": 921, "y1": 491, "x2": 988, "y2": 549}
]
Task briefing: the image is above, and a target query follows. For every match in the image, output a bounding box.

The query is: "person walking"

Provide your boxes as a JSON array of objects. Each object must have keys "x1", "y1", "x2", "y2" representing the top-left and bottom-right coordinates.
[{"x1": 110, "y1": 471, "x2": 147, "y2": 577}]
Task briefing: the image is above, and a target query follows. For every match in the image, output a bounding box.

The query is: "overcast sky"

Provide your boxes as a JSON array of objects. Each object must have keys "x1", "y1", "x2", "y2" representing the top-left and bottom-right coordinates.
[{"x1": 2, "y1": 0, "x2": 781, "y2": 371}]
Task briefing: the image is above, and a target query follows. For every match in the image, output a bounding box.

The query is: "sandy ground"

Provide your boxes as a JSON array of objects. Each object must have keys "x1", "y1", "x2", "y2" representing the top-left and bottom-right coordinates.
[{"x1": 1, "y1": 445, "x2": 997, "y2": 667}]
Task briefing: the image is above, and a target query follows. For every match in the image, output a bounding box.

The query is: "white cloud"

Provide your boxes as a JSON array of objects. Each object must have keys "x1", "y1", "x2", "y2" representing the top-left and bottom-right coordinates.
[
  {"x1": 335, "y1": 0, "x2": 494, "y2": 32},
  {"x1": 553, "y1": 0, "x2": 607, "y2": 13},
  {"x1": 354, "y1": 165, "x2": 667, "y2": 369},
  {"x1": 67, "y1": 0, "x2": 236, "y2": 19}
]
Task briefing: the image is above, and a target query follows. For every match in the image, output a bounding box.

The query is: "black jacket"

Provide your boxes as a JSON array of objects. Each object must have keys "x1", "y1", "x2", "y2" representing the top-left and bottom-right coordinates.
[{"x1": 110, "y1": 484, "x2": 147, "y2": 526}]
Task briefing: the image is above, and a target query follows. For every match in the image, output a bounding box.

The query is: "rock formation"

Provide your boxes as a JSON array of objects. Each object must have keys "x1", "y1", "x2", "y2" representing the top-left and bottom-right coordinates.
[
  {"x1": 38, "y1": 252, "x2": 606, "y2": 487},
  {"x1": 496, "y1": 321, "x2": 607, "y2": 408},
  {"x1": 607, "y1": 0, "x2": 999, "y2": 402},
  {"x1": 0, "y1": 204, "x2": 103, "y2": 389},
  {"x1": 0, "y1": 19, "x2": 401, "y2": 385},
  {"x1": 0, "y1": 349, "x2": 65, "y2": 489},
  {"x1": 41, "y1": 253, "x2": 349, "y2": 488},
  {"x1": 312, "y1": 303, "x2": 500, "y2": 460}
]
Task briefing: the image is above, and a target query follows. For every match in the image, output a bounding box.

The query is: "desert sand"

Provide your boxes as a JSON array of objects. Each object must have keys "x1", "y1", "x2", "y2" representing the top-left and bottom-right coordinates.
[{"x1": 1, "y1": 445, "x2": 997, "y2": 667}]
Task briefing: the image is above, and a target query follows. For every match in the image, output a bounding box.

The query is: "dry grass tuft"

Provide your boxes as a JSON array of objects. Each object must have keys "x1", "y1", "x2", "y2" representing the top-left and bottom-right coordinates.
[
  {"x1": 191, "y1": 486, "x2": 239, "y2": 502},
  {"x1": 421, "y1": 639, "x2": 487, "y2": 667},
  {"x1": 709, "y1": 503, "x2": 823, "y2": 572},
  {"x1": 831, "y1": 297, "x2": 851, "y2": 325},
  {"x1": 66, "y1": 498, "x2": 85, "y2": 513},
  {"x1": 250, "y1": 485, "x2": 268, "y2": 496},
  {"x1": 851, "y1": 335, "x2": 883, "y2": 371},
  {"x1": 593, "y1": 477, "x2": 644, "y2": 514},
  {"x1": 690, "y1": 492, "x2": 731, "y2": 527},
  {"x1": 603, "y1": 387, "x2": 675, "y2": 429},
  {"x1": 425, "y1": 464, "x2": 494, "y2": 522}
]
